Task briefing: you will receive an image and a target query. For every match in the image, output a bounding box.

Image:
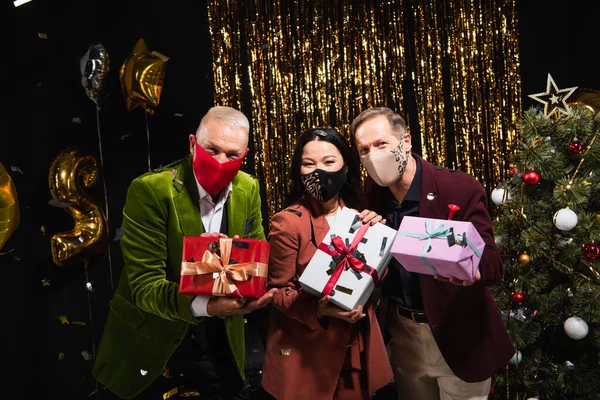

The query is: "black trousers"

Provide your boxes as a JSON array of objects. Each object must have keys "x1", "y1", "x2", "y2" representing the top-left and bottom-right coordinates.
[{"x1": 101, "y1": 317, "x2": 248, "y2": 400}]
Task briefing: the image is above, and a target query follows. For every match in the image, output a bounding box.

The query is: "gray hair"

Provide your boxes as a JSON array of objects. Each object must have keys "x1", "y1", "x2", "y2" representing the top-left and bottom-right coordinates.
[
  {"x1": 350, "y1": 107, "x2": 407, "y2": 142},
  {"x1": 196, "y1": 106, "x2": 250, "y2": 140}
]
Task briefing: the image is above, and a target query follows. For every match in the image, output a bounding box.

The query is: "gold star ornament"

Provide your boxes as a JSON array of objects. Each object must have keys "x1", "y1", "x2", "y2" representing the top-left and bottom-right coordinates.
[{"x1": 528, "y1": 73, "x2": 578, "y2": 118}]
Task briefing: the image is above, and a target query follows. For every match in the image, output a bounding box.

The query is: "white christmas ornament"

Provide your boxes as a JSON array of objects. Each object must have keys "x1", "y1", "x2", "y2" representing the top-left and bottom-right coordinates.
[
  {"x1": 495, "y1": 234, "x2": 506, "y2": 249},
  {"x1": 508, "y1": 350, "x2": 522, "y2": 365},
  {"x1": 553, "y1": 207, "x2": 578, "y2": 231},
  {"x1": 564, "y1": 316, "x2": 589, "y2": 340},
  {"x1": 491, "y1": 187, "x2": 511, "y2": 205}
]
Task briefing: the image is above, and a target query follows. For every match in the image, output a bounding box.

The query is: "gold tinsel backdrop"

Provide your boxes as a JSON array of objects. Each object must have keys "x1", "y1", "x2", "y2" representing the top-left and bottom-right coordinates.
[{"x1": 207, "y1": 0, "x2": 521, "y2": 220}]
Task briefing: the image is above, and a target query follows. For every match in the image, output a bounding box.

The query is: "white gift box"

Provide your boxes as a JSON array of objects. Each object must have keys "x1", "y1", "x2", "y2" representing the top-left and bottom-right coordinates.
[{"x1": 298, "y1": 207, "x2": 396, "y2": 311}]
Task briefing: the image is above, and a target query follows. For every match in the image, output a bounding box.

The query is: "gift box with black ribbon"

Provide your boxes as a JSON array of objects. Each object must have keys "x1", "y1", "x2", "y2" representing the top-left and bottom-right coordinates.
[
  {"x1": 180, "y1": 236, "x2": 270, "y2": 298},
  {"x1": 298, "y1": 207, "x2": 396, "y2": 311}
]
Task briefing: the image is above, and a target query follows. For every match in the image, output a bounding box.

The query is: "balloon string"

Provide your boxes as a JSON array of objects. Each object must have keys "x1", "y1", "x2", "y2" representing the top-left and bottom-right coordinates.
[
  {"x1": 145, "y1": 111, "x2": 151, "y2": 171},
  {"x1": 84, "y1": 264, "x2": 100, "y2": 398},
  {"x1": 96, "y1": 106, "x2": 115, "y2": 291}
]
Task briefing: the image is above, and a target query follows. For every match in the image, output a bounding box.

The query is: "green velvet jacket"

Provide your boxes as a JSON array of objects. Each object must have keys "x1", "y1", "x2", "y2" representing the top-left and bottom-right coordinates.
[{"x1": 92, "y1": 155, "x2": 266, "y2": 399}]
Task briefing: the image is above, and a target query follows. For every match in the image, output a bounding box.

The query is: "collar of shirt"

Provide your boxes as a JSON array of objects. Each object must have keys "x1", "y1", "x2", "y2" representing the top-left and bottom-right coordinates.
[
  {"x1": 194, "y1": 177, "x2": 233, "y2": 204},
  {"x1": 196, "y1": 178, "x2": 233, "y2": 210},
  {"x1": 403, "y1": 155, "x2": 422, "y2": 203},
  {"x1": 383, "y1": 155, "x2": 422, "y2": 207}
]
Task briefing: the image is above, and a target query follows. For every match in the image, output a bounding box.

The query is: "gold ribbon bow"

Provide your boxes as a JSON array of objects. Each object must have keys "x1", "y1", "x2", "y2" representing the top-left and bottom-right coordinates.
[{"x1": 181, "y1": 238, "x2": 268, "y2": 296}]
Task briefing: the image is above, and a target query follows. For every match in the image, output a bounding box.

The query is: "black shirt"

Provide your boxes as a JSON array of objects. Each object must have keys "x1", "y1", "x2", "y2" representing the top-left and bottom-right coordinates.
[{"x1": 380, "y1": 157, "x2": 424, "y2": 311}]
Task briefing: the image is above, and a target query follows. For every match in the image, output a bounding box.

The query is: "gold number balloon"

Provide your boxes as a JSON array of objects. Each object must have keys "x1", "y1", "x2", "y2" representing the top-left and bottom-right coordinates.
[
  {"x1": 48, "y1": 147, "x2": 108, "y2": 266},
  {"x1": 0, "y1": 162, "x2": 20, "y2": 250},
  {"x1": 119, "y1": 38, "x2": 168, "y2": 115}
]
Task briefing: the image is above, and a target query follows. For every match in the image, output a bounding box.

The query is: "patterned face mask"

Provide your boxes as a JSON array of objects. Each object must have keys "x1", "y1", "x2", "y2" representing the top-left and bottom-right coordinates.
[
  {"x1": 361, "y1": 142, "x2": 409, "y2": 187},
  {"x1": 300, "y1": 166, "x2": 347, "y2": 202}
]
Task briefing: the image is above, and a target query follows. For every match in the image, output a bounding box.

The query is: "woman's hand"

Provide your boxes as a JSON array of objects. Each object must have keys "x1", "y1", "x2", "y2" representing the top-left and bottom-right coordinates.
[
  {"x1": 358, "y1": 209, "x2": 386, "y2": 226},
  {"x1": 317, "y1": 295, "x2": 366, "y2": 323}
]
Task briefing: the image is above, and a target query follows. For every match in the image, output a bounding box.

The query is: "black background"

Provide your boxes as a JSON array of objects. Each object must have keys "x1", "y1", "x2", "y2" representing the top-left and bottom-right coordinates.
[{"x1": 2, "y1": 0, "x2": 598, "y2": 398}]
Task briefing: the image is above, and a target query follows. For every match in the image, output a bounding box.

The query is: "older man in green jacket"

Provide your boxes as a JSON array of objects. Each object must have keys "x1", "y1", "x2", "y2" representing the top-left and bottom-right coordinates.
[{"x1": 93, "y1": 106, "x2": 277, "y2": 399}]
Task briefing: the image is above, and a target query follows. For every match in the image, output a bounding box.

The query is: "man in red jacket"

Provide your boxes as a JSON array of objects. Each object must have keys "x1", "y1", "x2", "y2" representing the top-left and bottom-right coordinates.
[{"x1": 351, "y1": 107, "x2": 515, "y2": 400}]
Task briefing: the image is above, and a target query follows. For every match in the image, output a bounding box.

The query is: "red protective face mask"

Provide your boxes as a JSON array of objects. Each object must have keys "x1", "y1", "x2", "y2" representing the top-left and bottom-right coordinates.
[{"x1": 192, "y1": 143, "x2": 247, "y2": 193}]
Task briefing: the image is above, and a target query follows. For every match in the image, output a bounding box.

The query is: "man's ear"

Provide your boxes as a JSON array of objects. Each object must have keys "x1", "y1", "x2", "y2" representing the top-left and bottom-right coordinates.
[
  {"x1": 403, "y1": 130, "x2": 412, "y2": 149},
  {"x1": 189, "y1": 134, "x2": 197, "y2": 155}
]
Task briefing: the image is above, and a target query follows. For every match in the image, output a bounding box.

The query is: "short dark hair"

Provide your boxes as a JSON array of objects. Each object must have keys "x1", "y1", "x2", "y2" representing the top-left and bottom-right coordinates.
[
  {"x1": 350, "y1": 107, "x2": 407, "y2": 144},
  {"x1": 284, "y1": 128, "x2": 362, "y2": 207}
]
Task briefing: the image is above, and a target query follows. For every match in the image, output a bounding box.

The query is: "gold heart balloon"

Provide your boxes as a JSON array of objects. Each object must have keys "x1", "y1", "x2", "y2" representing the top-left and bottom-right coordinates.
[
  {"x1": 0, "y1": 162, "x2": 19, "y2": 250},
  {"x1": 119, "y1": 38, "x2": 168, "y2": 115},
  {"x1": 48, "y1": 147, "x2": 108, "y2": 266}
]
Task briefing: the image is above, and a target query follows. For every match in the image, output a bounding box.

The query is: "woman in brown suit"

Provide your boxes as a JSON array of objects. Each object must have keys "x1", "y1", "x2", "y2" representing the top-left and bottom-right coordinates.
[{"x1": 261, "y1": 128, "x2": 393, "y2": 400}]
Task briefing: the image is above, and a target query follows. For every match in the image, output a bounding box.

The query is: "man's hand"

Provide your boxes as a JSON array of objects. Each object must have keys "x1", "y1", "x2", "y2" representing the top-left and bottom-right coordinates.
[
  {"x1": 357, "y1": 209, "x2": 387, "y2": 226},
  {"x1": 317, "y1": 295, "x2": 366, "y2": 323},
  {"x1": 200, "y1": 232, "x2": 240, "y2": 239},
  {"x1": 206, "y1": 288, "x2": 278, "y2": 317},
  {"x1": 434, "y1": 269, "x2": 481, "y2": 286}
]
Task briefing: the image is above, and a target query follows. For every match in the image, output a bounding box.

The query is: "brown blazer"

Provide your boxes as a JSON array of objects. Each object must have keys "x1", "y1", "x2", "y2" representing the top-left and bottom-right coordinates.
[
  {"x1": 261, "y1": 196, "x2": 393, "y2": 400},
  {"x1": 370, "y1": 155, "x2": 515, "y2": 383}
]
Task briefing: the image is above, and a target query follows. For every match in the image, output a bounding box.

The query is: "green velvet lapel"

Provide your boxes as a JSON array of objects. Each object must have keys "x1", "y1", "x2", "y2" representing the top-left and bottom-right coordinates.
[
  {"x1": 173, "y1": 156, "x2": 204, "y2": 237},
  {"x1": 227, "y1": 174, "x2": 246, "y2": 237}
]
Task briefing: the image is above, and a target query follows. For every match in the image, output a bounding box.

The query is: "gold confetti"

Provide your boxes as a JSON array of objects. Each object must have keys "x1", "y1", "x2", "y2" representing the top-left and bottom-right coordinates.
[
  {"x1": 38, "y1": 33, "x2": 48, "y2": 39},
  {"x1": 180, "y1": 391, "x2": 200, "y2": 397},
  {"x1": 162, "y1": 387, "x2": 178, "y2": 399},
  {"x1": 41, "y1": 278, "x2": 51, "y2": 286},
  {"x1": 72, "y1": 321, "x2": 87, "y2": 326},
  {"x1": 57, "y1": 315, "x2": 69, "y2": 324}
]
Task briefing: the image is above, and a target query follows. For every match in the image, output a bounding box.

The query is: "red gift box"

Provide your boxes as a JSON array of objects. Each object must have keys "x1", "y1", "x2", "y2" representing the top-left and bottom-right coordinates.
[{"x1": 179, "y1": 236, "x2": 269, "y2": 298}]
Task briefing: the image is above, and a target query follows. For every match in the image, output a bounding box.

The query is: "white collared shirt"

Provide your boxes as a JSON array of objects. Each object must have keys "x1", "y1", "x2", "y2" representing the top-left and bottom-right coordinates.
[
  {"x1": 189, "y1": 178, "x2": 233, "y2": 318},
  {"x1": 197, "y1": 180, "x2": 233, "y2": 233}
]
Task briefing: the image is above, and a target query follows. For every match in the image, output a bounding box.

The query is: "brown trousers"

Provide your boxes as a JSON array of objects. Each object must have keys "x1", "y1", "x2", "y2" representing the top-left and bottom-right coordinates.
[{"x1": 387, "y1": 306, "x2": 491, "y2": 400}]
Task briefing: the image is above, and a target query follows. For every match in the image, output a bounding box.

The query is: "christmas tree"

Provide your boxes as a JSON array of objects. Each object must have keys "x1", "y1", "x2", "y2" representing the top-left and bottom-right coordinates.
[{"x1": 490, "y1": 76, "x2": 600, "y2": 400}]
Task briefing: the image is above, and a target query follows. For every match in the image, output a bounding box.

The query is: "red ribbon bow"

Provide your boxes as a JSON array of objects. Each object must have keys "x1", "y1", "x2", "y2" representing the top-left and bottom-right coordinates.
[{"x1": 317, "y1": 222, "x2": 380, "y2": 296}]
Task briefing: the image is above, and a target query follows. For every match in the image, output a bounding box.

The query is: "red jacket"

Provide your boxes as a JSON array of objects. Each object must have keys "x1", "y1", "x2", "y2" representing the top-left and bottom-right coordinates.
[{"x1": 262, "y1": 196, "x2": 393, "y2": 399}]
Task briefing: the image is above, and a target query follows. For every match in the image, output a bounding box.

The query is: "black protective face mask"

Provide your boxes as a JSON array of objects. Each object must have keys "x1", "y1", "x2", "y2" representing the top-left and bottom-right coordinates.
[{"x1": 300, "y1": 166, "x2": 347, "y2": 202}]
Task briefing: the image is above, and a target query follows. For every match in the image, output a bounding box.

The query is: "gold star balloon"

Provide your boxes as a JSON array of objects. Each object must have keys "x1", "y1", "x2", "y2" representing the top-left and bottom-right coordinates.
[
  {"x1": 119, "y1": 38, "x2": 168, "y2": 115},
  {"x1": 0, "y1": 162, "x2": 19, "y2": 250},
  {"x1": 528, "y1": 73, "x2": 578, "y2": 118}
]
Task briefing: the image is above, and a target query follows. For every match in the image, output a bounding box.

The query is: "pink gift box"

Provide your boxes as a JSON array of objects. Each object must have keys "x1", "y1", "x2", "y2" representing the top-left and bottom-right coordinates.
[{"x1": 390, "y1": 216, "x2": 485, "y2": 281}]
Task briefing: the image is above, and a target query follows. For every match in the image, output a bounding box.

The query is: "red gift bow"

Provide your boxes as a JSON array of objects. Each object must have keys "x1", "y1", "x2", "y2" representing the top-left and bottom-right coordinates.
[
  {"x1": 181, "y1": 238, "x2": 268, "y2": 296},
  {"x1": 317, "y1": 222, "x2": 380, "y2": 296}
]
